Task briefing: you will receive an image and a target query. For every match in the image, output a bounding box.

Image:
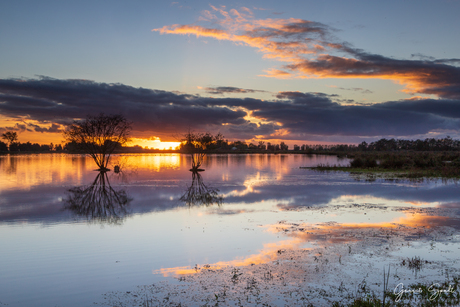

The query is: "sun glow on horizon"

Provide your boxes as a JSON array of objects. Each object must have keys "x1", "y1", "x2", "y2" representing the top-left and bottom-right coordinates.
[{"x1": 128, "y1": 137, "x2": 181, "y2": 150}]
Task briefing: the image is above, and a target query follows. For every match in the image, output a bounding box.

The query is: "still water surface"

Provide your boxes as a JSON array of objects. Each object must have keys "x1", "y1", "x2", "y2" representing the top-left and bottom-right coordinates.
[{"x1": 0, "y1": 153, "x2": 459, "y2": 306}]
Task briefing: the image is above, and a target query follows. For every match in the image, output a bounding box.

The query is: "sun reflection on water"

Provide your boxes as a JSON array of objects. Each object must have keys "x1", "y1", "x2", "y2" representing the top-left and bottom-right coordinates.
[{"x1": 0, "y1": 154, "x2": 90, "y2": 190}]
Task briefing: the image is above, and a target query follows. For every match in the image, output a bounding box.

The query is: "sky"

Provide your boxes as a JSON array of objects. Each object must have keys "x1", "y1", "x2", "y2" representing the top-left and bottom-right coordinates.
[{"x1": 1, "y1": 0, "x2": 460, "y2": 148}]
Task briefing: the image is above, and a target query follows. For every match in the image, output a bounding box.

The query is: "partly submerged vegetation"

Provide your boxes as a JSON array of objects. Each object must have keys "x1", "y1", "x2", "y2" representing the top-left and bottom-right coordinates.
[
  {"x1": 308, "y1": 151, "x2": 460, "y2": 178},
  {"x1": 63, "y1": 113, "x2": 132, "y2": 171},
  {"x1": 180, "y1": 131, "x2": 225, "y2": 172},
  {"x1": 102, "y1": 208, "x2": 460, "y2": 306},
  {"x1": 106, "y1": 276, "x2": 460, "y2": 307}
]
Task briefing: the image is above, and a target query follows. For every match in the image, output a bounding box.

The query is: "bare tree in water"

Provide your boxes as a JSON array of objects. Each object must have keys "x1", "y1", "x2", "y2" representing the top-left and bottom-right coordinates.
[
  {"x1": 63, "y1": 114, "x2": 131, "y2": 171},
  {"x1": 180, "y1": 172, "x2": 223, "y2": 207},
  {"x1": 64, "y1": 171, "x2": 132, "y2": 224},
  {"x1": 181, "y1": 131, "x2": 223, "y2": 172}
]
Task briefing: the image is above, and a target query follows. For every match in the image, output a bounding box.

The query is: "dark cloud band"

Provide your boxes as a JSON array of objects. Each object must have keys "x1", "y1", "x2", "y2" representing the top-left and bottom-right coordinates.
[{"x1": 1, "y1": 77, "x2": 460, "y2": 141}]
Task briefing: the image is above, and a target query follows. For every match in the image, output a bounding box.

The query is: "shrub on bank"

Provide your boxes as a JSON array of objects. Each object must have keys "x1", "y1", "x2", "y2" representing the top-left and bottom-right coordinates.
[{"x1": 350, "y1": 157, "x2": 377, "y2": 168}]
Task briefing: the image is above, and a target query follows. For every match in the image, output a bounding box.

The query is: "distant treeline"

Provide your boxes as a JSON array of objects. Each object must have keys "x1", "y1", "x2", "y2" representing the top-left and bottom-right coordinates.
[
  {"x1": 0, "y1": 141, "x2": 60, "y2": 152},
  {"x1": 0, "y1": 140, "x2": 166, "y2": 153},
  {"x1": 62, "y1": 141, "x2": 169, "y2": 153},
  {"x1": 178, "y1": 136, "x2": 460, "y2": 153},
  {"x1": 1, "y1": 136, "x2": 460, "y2": 153},
  {"x1": 302, "y1": 137, "x2": 460, "y2": 153}
]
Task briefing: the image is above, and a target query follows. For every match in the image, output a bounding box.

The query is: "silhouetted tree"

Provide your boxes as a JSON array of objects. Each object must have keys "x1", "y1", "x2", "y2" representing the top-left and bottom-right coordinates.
[
  {"x1": 258, "y1": 141, "x2": 266, "y2": 150},
  {"x1": 63, "y1": 113, "x2": 131, "y2": 171},
  {"x1": 64, "y1": 171, "x2": 132, "y2": 224},
  {"x1": 280, "y1": 142, "x2": 288, "y2": 151},
  {"x1": 180, "y1": 172, "x2": 223, "y2": 207},
  {"x1": 2, "y1": 131, "x2": 18, "y2": 151},
  {"x1": 181, "y1": 131, "x2": 222, "y2": 172},
  {"x1": 358, "y1": 141, "x2": 368, "y2": 151},
  {"x1": 213, "y1": 132, "x2": 226, "y2": 149},
  {"x1": 63, "y1": 140, "x2": 85, "y2": 153}
]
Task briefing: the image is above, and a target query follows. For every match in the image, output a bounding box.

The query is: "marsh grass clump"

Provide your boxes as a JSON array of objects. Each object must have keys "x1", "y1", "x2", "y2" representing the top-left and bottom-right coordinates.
[
  {"x1": 401, "y1": 256, "x2": 431, "y2": 272},
  {"x1": 407, "y1": 256, "x2": 423, "y2": 270},
  {"x1": 231, "y1": 268, "x2": 242, "y2": 284}
]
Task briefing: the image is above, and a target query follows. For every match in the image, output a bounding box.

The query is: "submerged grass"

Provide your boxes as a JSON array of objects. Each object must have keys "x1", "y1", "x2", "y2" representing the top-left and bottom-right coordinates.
[{"x1": 108, "y1": 275, "x2": 460, "y2": 307}]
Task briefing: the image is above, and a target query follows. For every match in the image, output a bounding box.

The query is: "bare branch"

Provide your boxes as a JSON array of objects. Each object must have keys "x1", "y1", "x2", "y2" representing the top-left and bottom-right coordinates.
[{"x1": 63, "y1": 113, "x2": 132, "y2": 171}]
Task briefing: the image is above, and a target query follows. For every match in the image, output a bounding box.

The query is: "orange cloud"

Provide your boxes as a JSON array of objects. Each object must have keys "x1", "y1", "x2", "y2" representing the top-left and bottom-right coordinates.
[
  {"x1": 285, "y1": 54, "x2": 460, "y2": 98},
  {"x1": 154, "y1": 6, "x2": 460, "y2": 99},
  {"x1": 152, "y1": 210, "x2": 458, "y2": 278},
  {"x1": 260, "y1": 68, "x2": 293, "y2": 79},
  {"x1": 153, "y1": 8, "x2": 334, "y2": 64},
  {"x1": 266, "y1": 211, "x2": 459, "y2": 245},
  {"x1": 154, "y1": 25, "x2": 232, "y2": 40},
  {"x1": 152, "y1": 238, "x2": 304, "y2": 277}
]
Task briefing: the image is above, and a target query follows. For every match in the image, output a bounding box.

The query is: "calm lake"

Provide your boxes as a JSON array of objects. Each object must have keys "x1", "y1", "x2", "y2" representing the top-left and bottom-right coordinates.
[{"x1": 1, "y1": 153, "x2": 459, "y2": 306}]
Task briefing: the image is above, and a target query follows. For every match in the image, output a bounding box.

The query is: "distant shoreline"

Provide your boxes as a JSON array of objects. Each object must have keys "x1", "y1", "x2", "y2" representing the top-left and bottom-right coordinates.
[
  {"x1": 0, "y1": 150, "x2": 342, "y2": 155},
  {"x1": 304, "y1": 150, "x2": 460, "y2": 178}
]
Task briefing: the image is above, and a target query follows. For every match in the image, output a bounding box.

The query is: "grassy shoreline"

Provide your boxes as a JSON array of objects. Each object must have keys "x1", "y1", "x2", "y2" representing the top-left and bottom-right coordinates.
[
  {"x1": 304, "y1": 151, "x2": 460, "y2": 179},
  {"x1": 303, "y1": 166, "x2": 460, "y2": 179}
]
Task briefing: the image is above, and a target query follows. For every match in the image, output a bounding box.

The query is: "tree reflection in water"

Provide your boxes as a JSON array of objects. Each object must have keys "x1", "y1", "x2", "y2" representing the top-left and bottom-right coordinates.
[
  {"x1": 64, "y1": 171, "x2": 132, "y2": 224},
  {"x1": 180, "y1": 172, "x2": 223, "y2": 207}
]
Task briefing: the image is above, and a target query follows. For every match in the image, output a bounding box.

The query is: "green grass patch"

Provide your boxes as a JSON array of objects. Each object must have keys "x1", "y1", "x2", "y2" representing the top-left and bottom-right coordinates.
[{"x1": 303, "y1": 151, "x2": 460, "y2": 179}]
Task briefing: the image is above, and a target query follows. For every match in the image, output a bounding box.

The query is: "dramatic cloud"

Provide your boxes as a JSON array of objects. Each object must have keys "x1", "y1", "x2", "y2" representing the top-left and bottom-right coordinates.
[
  {"x1": 0, "y1": 123, "x2": 30, "y2": 133},
  {"x1": 29, "y1": 123, "x2": 62, "y2": 133},
  {"x1": 1, "y1": 77, "x2": 460, "y2": 141},
  {"x1": 154, "y1": 6, "x2": 335, "y2": 63},
  {"x1": 287, "y1": 51, "x2": 460, "y2": 99},
  {"x1": 0, "y1": 77, "x2": 249, "y2": 139},
  {"x1": 155, "y1": 5, "x2": 460, "y2": 99}
]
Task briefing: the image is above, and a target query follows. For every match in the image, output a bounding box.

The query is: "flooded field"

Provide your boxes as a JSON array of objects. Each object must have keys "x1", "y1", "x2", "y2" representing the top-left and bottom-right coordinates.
[{"x1": 0, "y1": 153, "x2": 459, "y2": 306}]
